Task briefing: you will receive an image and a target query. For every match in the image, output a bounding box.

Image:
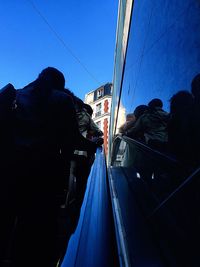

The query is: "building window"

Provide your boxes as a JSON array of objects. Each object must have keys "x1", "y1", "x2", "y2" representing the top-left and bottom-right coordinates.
[
  {"x1": 95, "y1": 103, "x2": 102, "y2": 117},
  {"x1": 97, "y1": 88, "x2": 103, "y2": 98}
]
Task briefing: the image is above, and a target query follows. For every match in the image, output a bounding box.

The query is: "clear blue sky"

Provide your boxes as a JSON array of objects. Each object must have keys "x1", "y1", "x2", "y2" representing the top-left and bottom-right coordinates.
[{"x1": 0, "y1": 0, "x2": 118, "y2": 100}]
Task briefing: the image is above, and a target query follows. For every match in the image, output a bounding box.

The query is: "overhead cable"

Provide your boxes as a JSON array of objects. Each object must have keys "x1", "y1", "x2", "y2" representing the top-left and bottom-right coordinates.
[{"x1": 27, "y1": 0, "x2": 101, "y2": 85}]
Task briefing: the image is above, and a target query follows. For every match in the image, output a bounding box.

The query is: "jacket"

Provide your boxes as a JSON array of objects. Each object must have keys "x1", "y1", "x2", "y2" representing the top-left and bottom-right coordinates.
[
  {"x1": 76, "y1": 108, "x2": 103, "y2": 137},
  {"x1": 127, "y1": 107, "x2": 169, "y2": 144}
]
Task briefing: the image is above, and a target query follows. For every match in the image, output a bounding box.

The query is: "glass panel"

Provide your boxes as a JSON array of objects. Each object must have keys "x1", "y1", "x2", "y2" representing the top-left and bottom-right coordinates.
[
  {"x1": 109, "y1": 0, "x2": 200, "y2": 169},
  {"x1": 111, "y1": 137, "x2": 189, "y2": 203},
  {"x1": 114, "y1": 0, "x2": 200, "y2": 132}
]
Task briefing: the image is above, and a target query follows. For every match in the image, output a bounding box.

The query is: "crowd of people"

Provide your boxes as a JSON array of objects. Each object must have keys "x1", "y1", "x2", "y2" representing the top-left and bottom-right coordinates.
[
  {"x1": 0, "y1": 67, "x2": 103, "y2": 267},
  {"x1": 1, "y1": 67, "x2": 200, "y2": 266},
  {"x1": 119, "y1": 74, "x2": 200, "y2": 170}
]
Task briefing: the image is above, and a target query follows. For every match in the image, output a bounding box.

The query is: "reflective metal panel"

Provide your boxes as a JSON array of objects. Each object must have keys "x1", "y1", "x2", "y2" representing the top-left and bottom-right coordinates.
[{"x1": 112, "y1": 0, "x2": 200, "y2": 135}]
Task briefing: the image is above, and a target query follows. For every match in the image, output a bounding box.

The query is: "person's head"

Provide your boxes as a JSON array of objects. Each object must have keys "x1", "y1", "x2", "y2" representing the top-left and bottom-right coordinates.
[
  {"x1": 148, "y1": 98, "x2": 163, "y2": 109},
  {"x1": 126, "y1": 113, "x2": 135, "y2": 122},
  {"x1": 133, "y1": 105, "x2": 148, "y2": 119},
  {"x1": 170, "y1": 90, "x2": 194, "y2": 114},
  {"x1": 191, "y1": 73, "x2": 200, "y2": 99},
  {"x1": 38, "y1": 67, "x2": 65, "y2": 91},
  {"x1": 84, "y1": 103, "x2": 93, "y2": 116}
]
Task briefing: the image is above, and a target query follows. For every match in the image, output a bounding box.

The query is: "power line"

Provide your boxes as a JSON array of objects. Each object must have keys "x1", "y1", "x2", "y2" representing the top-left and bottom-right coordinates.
[{"x1": 27, "y1": 0, "x2": 101, "y2": 85}]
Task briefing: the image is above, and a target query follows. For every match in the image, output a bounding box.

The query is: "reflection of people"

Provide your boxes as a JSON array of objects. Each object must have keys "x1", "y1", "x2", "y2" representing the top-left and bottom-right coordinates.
[
  {"x1": 119, "y1": 105, "x2": 148, "y2": 135},
  {"x1": 120, "y1": 106, "x2": 148, "y2": 168},
  {"x1": 126, "y1": 99, "x2": 168, "y2": 150},
  {"x1": 134, "y1": 104, "x2": 148, "y2": 120},
  {"x1": 168, "y1": 90, "x2": 196, "y2": 167},
  {"x1": 119, "y1": 113, "x2": 135, "y2": 134}
]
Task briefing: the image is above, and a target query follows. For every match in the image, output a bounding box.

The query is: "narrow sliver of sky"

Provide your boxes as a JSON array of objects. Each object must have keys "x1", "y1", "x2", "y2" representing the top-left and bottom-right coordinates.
[{"x1": 0, "y1": 0, "x2": 118, "y2": 100}]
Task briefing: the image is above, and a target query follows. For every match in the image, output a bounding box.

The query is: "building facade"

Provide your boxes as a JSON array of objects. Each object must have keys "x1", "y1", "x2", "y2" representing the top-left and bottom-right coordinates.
[{"x1": 85, "y1": 83, "x2": 112, "y2": 155}]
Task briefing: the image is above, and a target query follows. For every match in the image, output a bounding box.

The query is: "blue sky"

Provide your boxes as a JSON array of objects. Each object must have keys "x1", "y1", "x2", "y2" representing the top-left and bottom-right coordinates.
[{"x1": 0, "y1": 0, "x2": 118, "y2": 100}]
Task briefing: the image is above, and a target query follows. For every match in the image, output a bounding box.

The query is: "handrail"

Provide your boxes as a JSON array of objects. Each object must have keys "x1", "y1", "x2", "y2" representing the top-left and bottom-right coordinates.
[
  {"x1": 111, "y1": 134, "x2": 199, "y2": 215},
  {"x1": 111, "y1": 134, "x2": 184, "y2": 169},
  {"x1": 108, "y1": 168, "x2": 131, "y2": 267},
  {"x1": 149, "y1": 165, "x2": 200, "y2": 217},
  {"x1": 61, "y1": 148, "x2": 117, "y2": 267}
]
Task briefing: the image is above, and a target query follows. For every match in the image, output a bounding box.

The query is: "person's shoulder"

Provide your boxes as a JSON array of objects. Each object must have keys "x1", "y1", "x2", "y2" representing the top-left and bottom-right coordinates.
[
  {"x1": 49, "y1": 90, "x2": 76, "y2": 114},
  {"x1": 17, "y1": 82, "x2": 35, "y2": 95},
  {"x1": 138, "y1": 112, "x2": 148, "y2": 121},
  {"x1": 158, "y1": 109, "x2": 169, "y2": 118},
  {"x1": 51, "y1": 89, "x2": 67, "y2": 98},
  {"x1": 159, "y1": 108, "x2": 168, "y2": 114},
  {"x1": 51, "y1": 89, "x2": 74, "y2": 104}
]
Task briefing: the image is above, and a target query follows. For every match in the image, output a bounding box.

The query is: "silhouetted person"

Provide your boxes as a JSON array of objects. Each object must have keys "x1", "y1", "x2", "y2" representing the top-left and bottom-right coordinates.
[
  {"x1": 168, "y1": 90, "x2": 196, "y2": 167},
  {"x1": 191, "y1": 74, "x2": 200, "y2": 165},
  {"x1": 191, "y1": 73, "x2": 200, "y2": 104},
  {"x1": 9, "y1": 67, "x2": 98, "y2": 267},
  {"x1": 134, "y1": 104, "x2": 148, "y2": 120},
  {"x1": 122, "y1": 103, "x2": 160, "y2": 185}
]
